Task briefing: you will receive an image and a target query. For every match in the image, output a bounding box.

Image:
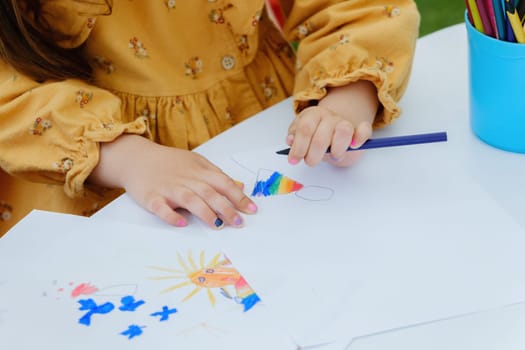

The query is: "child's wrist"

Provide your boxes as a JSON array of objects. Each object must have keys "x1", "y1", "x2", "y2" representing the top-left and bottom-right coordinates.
[{"x1": 319, "y1": 80, "x2": 379, "y2": 125}]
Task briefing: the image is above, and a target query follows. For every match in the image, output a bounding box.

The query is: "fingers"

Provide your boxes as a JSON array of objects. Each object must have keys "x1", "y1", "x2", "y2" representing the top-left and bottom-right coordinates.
[
  {"x1": 167, "y1": 184, "x2": 233, "y2": 230},
  {"x1": 287, "y1": 107, "x2": 321, "y2": 165},
  {"x1": 288, "y1": 106, "x2": 339, "y2": 166},
  {"x1": 189, "y1": 155, "x2": 258, "y2": 228},
  {"x1": 304, "y1": 115, "x2": 338, "y2": 166},
  {"x1": 286, "y1": 106, "x2": 373, "y2": 167},
  {"x1": 287, "y1": 106, "x2": 353, "y2": 166},
  {"x1": 189, "y1": 177, "x2": 256, "y2": 229},
  {"x1": 328, "y1": 120, "x2": 354, "y2": 162},
  {"x1": 328, "y1": 120, "x2": 372, "y2": 166},
  {"x1": 146, "y1": 196, "x2": 188, "y2": 227},
  {"x1": 145, "y1": 172, "x2": 257, "y2": 230},
  {"x1": 197, "y1": 170, "x2": 258, "y2": 217},
  {"x1": 350, "y1": 121, "x2": 373, "y2": 149}
]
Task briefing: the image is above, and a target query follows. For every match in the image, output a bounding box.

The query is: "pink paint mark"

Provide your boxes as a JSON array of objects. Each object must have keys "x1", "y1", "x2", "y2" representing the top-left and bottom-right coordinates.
[{"x1": 71, "y1": 283, "x2": 99, "y2": 298}]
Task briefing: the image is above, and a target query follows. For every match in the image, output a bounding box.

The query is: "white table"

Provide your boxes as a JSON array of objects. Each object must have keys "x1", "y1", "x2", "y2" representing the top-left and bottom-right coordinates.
[{"x1": 96, "y1": 23, "x2": 525, "y2": 349}]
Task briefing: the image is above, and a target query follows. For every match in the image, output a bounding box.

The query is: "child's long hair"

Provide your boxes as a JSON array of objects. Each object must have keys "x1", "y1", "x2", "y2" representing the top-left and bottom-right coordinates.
[{"x1": 0, "y1": 0, "x2": 112, "y2": 82}]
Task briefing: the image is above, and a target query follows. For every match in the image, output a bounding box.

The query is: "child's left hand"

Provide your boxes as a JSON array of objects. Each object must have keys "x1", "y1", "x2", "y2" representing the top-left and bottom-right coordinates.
[{"x1": 285, "y1": 80, "x2": 379, "y2": 167}]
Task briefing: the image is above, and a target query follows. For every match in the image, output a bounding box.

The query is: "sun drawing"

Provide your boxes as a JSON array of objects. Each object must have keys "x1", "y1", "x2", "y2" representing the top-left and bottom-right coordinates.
[{"x1": 148, "y1": 251, "x2": 260, "y2": 311}]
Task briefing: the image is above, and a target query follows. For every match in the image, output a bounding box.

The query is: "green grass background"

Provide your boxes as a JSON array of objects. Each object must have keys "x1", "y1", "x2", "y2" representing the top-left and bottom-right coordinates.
[{"x1": 415, "y1": 0, "x2": 466, "y2": 36}]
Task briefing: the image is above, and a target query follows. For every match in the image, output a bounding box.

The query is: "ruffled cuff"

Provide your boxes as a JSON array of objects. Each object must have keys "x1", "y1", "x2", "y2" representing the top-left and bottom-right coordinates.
[
  {"x1": 0, "y1": 75, "x2": 150, "y2": 200},
  {"x1": 64, "y1": 117, "x2": 149, "y2": 198},
  {"x1": 292, "y1": 48, "x2": 402, "y2": 129}
]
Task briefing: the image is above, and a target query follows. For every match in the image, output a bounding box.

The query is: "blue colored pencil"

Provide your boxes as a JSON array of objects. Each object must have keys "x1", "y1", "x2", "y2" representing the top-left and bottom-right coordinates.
[
  {"x1": 275, "y1": 131, "x2": 448, "y2": 155},
  {"x1": 504, "y1": 0, "x2": 517, "y2": 41},
  {"x1": 493, "y1": 0, "x2": 507, "y2": 40}
]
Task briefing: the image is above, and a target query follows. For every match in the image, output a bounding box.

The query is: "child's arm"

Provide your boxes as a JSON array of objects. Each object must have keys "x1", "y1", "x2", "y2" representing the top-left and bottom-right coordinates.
[
  {"x1": 0, "y1": 61, "x2": 147, "y2": 197},
  {"x1": 280, "y1": 0, "x2": 420, "y2": 166}
]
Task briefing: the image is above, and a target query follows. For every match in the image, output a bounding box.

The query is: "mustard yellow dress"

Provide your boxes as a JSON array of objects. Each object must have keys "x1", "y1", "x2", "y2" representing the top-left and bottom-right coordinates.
[{"x1": 0, "y1": 0, "x2": 420, "y2": 235}]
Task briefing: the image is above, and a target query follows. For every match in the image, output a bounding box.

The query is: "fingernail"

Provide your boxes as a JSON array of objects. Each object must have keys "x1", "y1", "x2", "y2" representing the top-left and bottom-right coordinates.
[
  {"x1": 330, "y1": 155, "x2": 342, "y2": 162},
  {"x1": 247, "y1": 203, "x2": 258, "y2": 213},
  {"x1": 350, "y1": 139, "x2": 358, "y2": 148},
  {"x1": 176, "y1": 218, "x2": 187, "y2": 227},
  {"x1": 233, "y1": 215, "x2": 243, "y2": 227},
  {"x1": 214, "y1": 218, "x2": 224, "y2": 229},
  {"x1": 234, "y1": 180, "x2": 244, "y2": 189},
  {"x1": 288, "y1": 158, "x2": 299, "y2": 165}
]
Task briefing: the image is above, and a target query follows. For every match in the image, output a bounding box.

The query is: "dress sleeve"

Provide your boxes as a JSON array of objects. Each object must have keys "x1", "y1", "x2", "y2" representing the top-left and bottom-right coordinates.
[
  {"x1": 281, "y1": 0, "x2": 420, "y2": 127},
  {"x1": 0, "y1": 62, "x2": 149, "y2": 198}
]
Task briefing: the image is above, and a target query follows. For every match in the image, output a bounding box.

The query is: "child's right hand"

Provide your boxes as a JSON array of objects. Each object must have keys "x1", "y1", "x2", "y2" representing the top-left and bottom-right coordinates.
[
  {"x1": 286, "y1": 81, "x2": 378, "y2": 167},
  {"x1": 89, "y1": 135, "x2": 257, "y2": 229}
]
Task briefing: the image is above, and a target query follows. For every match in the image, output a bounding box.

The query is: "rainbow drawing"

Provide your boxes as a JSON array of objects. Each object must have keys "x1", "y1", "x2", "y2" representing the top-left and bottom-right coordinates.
[{"x1": 251, "y1": 170, "x2": 304, "y2": 197}]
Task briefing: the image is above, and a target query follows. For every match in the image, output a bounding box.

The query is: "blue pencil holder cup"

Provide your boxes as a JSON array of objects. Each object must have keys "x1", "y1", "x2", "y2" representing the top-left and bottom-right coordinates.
[{"x1": 466, "y1": 13, "x2": 525, "y2": 153}]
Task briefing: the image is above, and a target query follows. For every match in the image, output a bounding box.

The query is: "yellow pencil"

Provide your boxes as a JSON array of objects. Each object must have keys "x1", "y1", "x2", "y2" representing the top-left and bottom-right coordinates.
[
  {"x1": 467, "y1": 0, "x2": 486, "y2": 33},
  {"x1": 506, "y1": 0, "x2": 525, "y2": 43}
]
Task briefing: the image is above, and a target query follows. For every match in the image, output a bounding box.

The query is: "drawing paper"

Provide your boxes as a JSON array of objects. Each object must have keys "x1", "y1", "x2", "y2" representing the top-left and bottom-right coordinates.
[
  {"x1": 204, "y1": 145, "x2": 525, "y2": 346},
  {"x1": 0, "y1": 211, "x2": 294, "y2": 350}
]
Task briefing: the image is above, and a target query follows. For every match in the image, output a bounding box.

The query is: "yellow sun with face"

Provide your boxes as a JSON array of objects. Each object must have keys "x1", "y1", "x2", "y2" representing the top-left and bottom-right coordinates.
[{"x1": 148, "y1": 251, "x2": 241, "y2": 306}]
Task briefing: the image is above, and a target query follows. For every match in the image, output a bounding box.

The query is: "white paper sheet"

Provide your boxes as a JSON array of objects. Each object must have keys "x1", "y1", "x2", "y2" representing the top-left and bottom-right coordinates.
[
  {"x1": 80, "y1": 138, "x2": 525, "y2": 349},
  {"x1": 344, "y1": 301, "x2": 525, "y2": 350},
  {"x1": 0, "y1": 211, "x2": 295, "y2": 350},
  {"x1": 204, "y1": 143, "x2": 525, "y2": 346}
]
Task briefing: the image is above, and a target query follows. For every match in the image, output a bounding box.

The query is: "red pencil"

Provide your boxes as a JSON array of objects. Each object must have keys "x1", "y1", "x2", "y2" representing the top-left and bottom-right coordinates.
[
  {"x1": 484, "y1": 0, "x2": 499, "y2": 38},
  {"x1": 476, "y1": 0, "x2": 496, "y2": 36}
]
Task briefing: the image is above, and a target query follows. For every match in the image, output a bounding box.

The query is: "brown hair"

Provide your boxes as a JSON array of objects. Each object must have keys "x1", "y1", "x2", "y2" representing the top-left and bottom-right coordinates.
[{"x1": 0, "y1": 0, "x2": 111, "y2": 82}]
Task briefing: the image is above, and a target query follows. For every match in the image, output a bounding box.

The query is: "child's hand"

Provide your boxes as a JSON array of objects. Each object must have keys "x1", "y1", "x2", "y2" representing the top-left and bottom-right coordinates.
[
  {"x1": 90, "y1": 135, "x2": 257, "y2": 229},
  {"x1": 286, "y1": 80, "x2": 379, "y2": 167}
]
